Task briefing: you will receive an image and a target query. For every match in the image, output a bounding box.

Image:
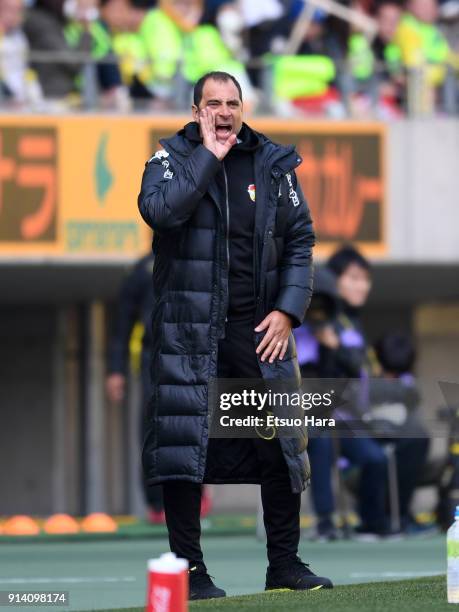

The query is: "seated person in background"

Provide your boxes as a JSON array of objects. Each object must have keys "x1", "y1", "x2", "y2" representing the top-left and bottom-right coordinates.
[
  {"x1": 24, "y1": 0, "x2": 126, "y2": 108},
  {"x1": 300, "y1": 250, "x2": 431, "y2": 538},
  {"x1": 297, "y1": 246, "x2": 389, "y2": 540},
  {"x1": 370, "y1": 332, "x2": 430, "y2": 532},
  {"x1": 0, "y1": 0, "x2": 42, "y2": 107}
]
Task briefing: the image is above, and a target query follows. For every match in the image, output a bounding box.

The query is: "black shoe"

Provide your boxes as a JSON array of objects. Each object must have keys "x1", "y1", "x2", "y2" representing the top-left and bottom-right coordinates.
[
  {"x1": 188, "y1": 565, "x2": 226, "y2": 601},
  {"x1": 265, "y1": 557, "x2": 333, "y2": 591}
]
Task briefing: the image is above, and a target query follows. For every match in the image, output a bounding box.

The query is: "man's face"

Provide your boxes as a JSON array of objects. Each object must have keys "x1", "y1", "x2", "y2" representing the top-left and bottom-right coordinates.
[
  {"x1": 100, "y1": 0, "x2": 131, "y2": 30},
  {"x1": 162, "y1": 0, "x2": 202, "y2": 29},
  {"x1": 409, "y1": 0, "x2": 438, "y2": 23},
  {"x1": 337, "y1": 263, "x2": 372, "y2": 308},
  {"x1": 192, "y1": 78, "x2": 243, "y2": 145},
  {"x1": 0, "y1": 0, "x2": 24, "y2": 32}
]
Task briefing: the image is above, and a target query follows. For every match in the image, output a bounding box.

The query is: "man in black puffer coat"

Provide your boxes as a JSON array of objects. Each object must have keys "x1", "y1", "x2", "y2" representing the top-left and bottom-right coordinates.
[{"x1": 138, "y1": 71, "x2": 333, "y2": 599}]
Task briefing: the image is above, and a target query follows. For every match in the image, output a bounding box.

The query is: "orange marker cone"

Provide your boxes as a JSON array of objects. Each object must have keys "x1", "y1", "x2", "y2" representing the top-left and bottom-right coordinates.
[
  {"x1": 3, "y1": 515, "x2": 40, "y2": 536},
  {"x1": 44, "y1": 514, "x2": 80, "y2": 534},
  {"x1": 81, "y1": 513, "x2": 117, "y2": 533}
]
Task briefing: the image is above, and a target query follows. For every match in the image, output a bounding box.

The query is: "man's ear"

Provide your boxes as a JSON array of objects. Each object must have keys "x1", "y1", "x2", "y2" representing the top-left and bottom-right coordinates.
[{"x1": 192, "y1": 104, "x2": 199, "y2": 122}]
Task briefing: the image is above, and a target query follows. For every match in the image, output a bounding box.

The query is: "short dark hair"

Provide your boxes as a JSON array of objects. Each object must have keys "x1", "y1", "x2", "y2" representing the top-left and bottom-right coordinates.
[
  {"x1": 193, "y1": 71, "x2": 243, "y2": 107},
  {"x1": 373, "y1": 0, "x2": 402, "y2": 14},
  {"x1": 327, "y1": 245, "x2": 371, "y2": 277},
  {"x1": 374, "y1": 332, "x2": 416, "y2": 375}
]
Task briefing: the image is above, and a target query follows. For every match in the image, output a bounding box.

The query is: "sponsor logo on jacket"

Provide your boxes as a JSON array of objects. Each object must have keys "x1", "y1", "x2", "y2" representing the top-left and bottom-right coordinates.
[{"x1": 286, "y1": 173, "x2": 300, "y2": 207}]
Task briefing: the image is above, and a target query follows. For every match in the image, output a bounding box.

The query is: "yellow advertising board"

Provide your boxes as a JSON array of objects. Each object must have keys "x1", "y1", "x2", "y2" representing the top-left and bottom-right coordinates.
[{"x1": 0, "y1": 116, "x2": 386, "y2": 261}]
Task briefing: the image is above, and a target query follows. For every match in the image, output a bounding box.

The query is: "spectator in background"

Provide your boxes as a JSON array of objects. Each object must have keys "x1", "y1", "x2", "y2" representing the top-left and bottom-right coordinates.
[
  {"x1": 371, "y1": 332, "x2": 430, "y2": 532},
  {"x1": 237, "y1": 0, "x2": 286, "y2": 87},
  {"x1": 316, "y1": 246, "x2": 377, "y2": 380},
  {"x1": 393, "y1": 0, "x2": 455, "y2": 86},
  {"x1": 106, "y1": 252, "x2": 166, "y2": 522},
  {"x1": 99, "y1": 0, "x2": 154, "y2": 103},
  {"x1": 348, "y1": 0, "x2": 405, "y2": 114},
  {"x1": 24, "y1": 0, "x2": 127, "y2": 108},
  {"x1": 0, "y1": 0, "x2": 43, "y2": 107},
  {"x1": 201, "y1": 0, "x2": 236, "y2": 26},
  {"x1": 284, "y1": 18, "x2": 341, "y2": 116},
  {"x1": 201, "y1": 1, "x2": 314, "y2": 110},
  {"x1": 246, "y1": 0, "x2": 340, "y2": 115},
  {"x1": 303, "y1": 246, "x2": 389, "y2": 539},
  {"x1": 438, "y1": 0, "x2": 459, "y2": 78},
  {"x1": 211, "y1": 2, "x2": 252, "y2": 67},
  {"x1": 102, "y1": 0, "x2": 256, "y2": 109}
]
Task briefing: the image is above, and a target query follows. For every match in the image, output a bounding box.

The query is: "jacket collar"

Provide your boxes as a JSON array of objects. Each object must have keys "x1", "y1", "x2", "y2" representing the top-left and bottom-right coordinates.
[
  {"x1": 160, "y1": 123, "x2": 302, "y2": 175},
  {"x1": 258, "y1": 141, "x2": 302, "y2": 178}
]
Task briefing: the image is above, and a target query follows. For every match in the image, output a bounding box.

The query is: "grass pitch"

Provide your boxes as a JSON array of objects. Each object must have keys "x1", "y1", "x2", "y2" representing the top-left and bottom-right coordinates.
[{"x1": 80, "y1": 575, "x2": 448, "y2": 612}]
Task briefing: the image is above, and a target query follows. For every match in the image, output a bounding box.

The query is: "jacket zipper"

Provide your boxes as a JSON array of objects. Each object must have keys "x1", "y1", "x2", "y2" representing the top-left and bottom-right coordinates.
[
  {"x1": 223, "y1": 162, "x2": 230, "y2": 323},
  {"x1": 255, "y1": 171, "x2": 279, "y2": 308}
]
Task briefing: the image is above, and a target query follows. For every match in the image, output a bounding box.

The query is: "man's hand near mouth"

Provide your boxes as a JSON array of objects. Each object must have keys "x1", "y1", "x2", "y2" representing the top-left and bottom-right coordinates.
[{"x1": 199, "y1": 108, "x2": 237, "y2": 161}]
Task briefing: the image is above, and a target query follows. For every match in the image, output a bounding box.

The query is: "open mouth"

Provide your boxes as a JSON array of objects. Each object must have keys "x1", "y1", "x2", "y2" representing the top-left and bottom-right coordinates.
[{"x1": 216, "y1": 124, "x2": 232, "y2": 137}]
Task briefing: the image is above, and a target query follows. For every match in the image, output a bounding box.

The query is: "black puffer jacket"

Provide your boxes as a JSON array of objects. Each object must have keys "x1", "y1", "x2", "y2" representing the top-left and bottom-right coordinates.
[{"x1": 138, "y1": 122, "x2": 315, "y2": 494}]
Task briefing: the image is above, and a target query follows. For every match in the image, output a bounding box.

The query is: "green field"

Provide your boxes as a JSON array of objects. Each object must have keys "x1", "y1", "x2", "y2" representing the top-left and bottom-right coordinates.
[
  {"x1": 76, "y1": 575, "x2": 449, "y2": 612},
  {"x1": 0, "y1": 531, "x2": 446, "y2": 611}
]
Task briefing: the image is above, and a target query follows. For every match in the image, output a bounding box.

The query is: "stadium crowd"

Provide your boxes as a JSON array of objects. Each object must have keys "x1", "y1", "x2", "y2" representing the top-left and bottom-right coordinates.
[{"x1": 0, "y1": 0, "x2": 458, "y2": 115}]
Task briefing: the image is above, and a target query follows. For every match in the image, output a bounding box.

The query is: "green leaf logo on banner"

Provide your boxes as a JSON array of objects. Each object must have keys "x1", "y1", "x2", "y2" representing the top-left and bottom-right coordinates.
[{"x1": 95, "y1": 132, "x2": 113, "y2": 205}]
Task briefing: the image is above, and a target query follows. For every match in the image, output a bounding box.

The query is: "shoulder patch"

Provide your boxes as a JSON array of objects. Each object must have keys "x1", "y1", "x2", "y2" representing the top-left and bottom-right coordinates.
[{"x1": 147, "y1": 149, "x2": 169, "y2": 164}]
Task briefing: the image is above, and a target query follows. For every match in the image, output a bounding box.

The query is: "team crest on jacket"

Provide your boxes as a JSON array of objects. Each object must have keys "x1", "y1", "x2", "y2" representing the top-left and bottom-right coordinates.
[{"x1": 247, "y1": 184, "x2": 256, "y2": 202}]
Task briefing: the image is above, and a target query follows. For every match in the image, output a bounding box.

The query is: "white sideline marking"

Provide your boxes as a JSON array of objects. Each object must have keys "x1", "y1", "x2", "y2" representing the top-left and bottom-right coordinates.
[
  {"x1": 350, "y1": 571, "x2": 444, "y2": 579},
  {"x1": 0, "y1": 577, "x2": 136, "y2": 584}
]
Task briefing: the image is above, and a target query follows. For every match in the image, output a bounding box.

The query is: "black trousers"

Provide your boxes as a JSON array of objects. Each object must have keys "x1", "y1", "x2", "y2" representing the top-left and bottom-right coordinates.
[{"x1": 163, "y1": 319, "x2": 301, "y2": 569}]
